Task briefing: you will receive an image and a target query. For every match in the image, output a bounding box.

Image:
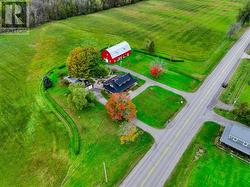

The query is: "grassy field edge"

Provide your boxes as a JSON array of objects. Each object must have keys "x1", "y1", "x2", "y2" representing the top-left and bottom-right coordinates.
[{"x1": 40, "y1": 71, "x2": 81, "y2": 155}]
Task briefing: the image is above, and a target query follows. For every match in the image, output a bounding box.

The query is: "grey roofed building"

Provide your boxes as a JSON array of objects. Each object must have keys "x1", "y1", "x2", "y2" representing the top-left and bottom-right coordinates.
[
  {"x1": 220, "y1": 125, "x2": 250, "y2": 155},
  {"x1": 103, "y1": 73, "x2": 137, "y2": 93}
]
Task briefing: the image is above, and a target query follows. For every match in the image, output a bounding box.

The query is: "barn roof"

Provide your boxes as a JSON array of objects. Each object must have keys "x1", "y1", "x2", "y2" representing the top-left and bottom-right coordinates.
[
  {"x1": 106, "y1": 41, "x2": 131, "y2": 59},
  {"x1": 220, "y1": 125, "x2": 250, "y2": 155},
  {"x1": 103, "y1": 73, "x2": 137, "y2": 93}
]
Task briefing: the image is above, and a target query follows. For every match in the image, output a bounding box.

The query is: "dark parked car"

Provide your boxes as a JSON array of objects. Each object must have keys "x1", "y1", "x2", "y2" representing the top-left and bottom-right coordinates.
[{"x1": 222, "y1": 82, "x2": 228, "y2": 88}]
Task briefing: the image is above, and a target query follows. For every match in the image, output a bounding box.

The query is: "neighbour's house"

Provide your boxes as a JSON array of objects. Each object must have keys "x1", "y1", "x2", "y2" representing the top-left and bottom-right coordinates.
[
  {"x1": 64, "y1": 76, "x2": 93, "y2": 90},
  {"x1": 220, "y1": 125, "x2": 250, "y2": 155},
  {"x1": 103, "y1": 73, "x2": 137, "y2": 93},
  {"x1": 102, "y1": 41, "x2": 131, "y2": 64}
]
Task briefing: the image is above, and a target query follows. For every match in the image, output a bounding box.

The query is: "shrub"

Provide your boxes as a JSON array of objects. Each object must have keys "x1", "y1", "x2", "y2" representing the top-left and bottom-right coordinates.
[
  {"x1": 237, "y1": 1, "x2": 250, "y2": 25},
  {"x1": 67, "y1": 47, "x2": 100, "y2": 78},
  {"x1": 57, "y1": 70, "x2": 67, "y2": 78},
  {"x1": 59, "y1": 78, "x2": 70, "y2": 87},
  {"x1": 91, "y1": 65, "x2": 110, "y2": 78},
  {"x1": 233, "y1": 102, "x2": 250, "y2": 124},
  {"x1": 105, "y1": 93, "x2": 137, "y2": 122},
  {"x1": 119, "y1": 123, "x2": 139, "y2": 144},
  {"x1": 67, "y1": 83, "x2": 96, "y2": 111},
  {"x1": 43, "y1": 76, "x2": 52, "y2": 90},
  {"x1": 145, "y1": 39, "x2": 155, "y2": 53},
  {"x1": 227, "y1": 23, "x2": 241, "y2": 38}
]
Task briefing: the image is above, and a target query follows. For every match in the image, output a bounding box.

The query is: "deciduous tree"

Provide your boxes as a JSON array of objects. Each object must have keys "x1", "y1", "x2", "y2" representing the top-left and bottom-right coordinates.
[
  {"x1": 67, "y1": 83, "x2": 96, "y2": 111},
  {"x1": 145, "y1": 39, "x2": 155, "y2": 53},
  {"x1": 105, "y1": 93, "x2": 137, "y2": 122},
  {"x1": 67, "y1": 47, "x2": 99, "y2": 78},
  {"x1": 237, "y1": 1, "x2": 250, "y2": 25},
  {"x1": 150, "y1": 62, "x2": 164, "y2": 78}
]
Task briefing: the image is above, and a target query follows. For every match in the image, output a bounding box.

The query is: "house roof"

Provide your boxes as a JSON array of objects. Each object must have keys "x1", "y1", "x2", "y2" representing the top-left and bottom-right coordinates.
[
  {"x1": 220, "y1": 125, "x2": 250, "y2": 155},
  {"x1": 230, "y1": 125, "x2": 250, "y2": 144},
  {"x1": 64, "y1": 76, "x2": 92, "y2": 88},
  {"x1": 103, "y1": 73, "x2": 137, "y2": 93},
  {"x1": 106, "y1": 41, "x2": 131, "y2": 59},
  {"x1": 64, "y1": 76, "x2": 79, "y2": 84}
]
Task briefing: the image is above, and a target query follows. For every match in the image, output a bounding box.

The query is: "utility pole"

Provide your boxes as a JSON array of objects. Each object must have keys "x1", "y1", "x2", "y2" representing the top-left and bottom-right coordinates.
[{"x1": 103, "y1": 161, "x2": 108, "y2": 183}]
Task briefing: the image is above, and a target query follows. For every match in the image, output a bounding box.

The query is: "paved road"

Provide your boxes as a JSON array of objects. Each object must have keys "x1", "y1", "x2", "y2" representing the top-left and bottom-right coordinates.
[
  {"x1": 121, "y1": 28, "x2": 250, "y2": 187},
  {"x1": 205, "y1": 111, "x2": 246, "y2": 127}
]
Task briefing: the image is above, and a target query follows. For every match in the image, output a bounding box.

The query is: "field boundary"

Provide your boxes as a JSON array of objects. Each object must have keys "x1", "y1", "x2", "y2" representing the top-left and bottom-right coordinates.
[
  {"x1": 132, "y1": 48, "x2": 184, "y2": 62},
  {"x1": 40, "y1": 69, "x2": 81, "y2": 155}
]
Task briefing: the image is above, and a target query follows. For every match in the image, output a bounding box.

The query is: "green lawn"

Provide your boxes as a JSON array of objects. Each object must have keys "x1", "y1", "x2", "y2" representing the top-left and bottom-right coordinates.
[
  {"x1": 133, "y1": 86, "x2": 185, "y2": 128},
  {"x1": 0, "y1": 0, "x2": 246, "y2": 185},
  {"x1": 46, "y1": 69, "x2": 153, "y2": 186},
  {"x1": 119, "y1": 51, "x2": 201, "y2": 92},
  {"x1": 220, "y1": 59, "x2": 250, "y2": 106},
  {"x1": 165, "y1": 122, "x2": 250, "y2": 187}
]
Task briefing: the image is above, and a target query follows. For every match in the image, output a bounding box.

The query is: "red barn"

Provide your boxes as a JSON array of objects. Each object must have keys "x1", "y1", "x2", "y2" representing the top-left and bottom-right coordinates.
[{"x1": 102, "y1": 41, "x2": 131, "y2": 64}]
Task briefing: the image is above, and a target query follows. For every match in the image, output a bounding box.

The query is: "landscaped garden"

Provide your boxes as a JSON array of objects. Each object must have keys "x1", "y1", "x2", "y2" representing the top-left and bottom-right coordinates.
[
  {"x1": 0, "y1": 0, "x2": 247, "y2": 185},
  {"x1": 165, "y1": 122, "x2": 250, "y2": 187},
  {"x1": 133, "y1": 86, "x2": 185, "y2": 128}
]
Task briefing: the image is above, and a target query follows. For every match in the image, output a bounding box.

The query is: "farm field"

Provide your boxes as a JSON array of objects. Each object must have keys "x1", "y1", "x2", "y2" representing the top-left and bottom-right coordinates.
[
  {"x1": 165, "y1": 122, "x2": 250, "y2": 187},
  {"x1": 220, "y1": 59, "x2": 250, "y2": 106},
  {"x1": 216, "y1": 59, "x2": 250, "y2": 126},
  {"x1": 47, "y1": 67, "x2": 153, "y2": 186},
  {"x1": 61, "y1": 0, "x2": 245, "y2": 88},
  {"x1": 0, "y1": 0, "x2": 246, "y2": 185},
  {"x1": 133, "y1": 86, "x2": 185, "y2": 128}
]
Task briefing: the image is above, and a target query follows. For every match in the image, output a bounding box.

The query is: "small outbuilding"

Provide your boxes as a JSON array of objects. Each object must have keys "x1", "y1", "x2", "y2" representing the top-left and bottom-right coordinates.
[
  {"x1": 102, "y1": 41, "x2": 131, "y2": 64},
  {"x1": 220, "y1": 125, "x2": 250, "y2": 155},
  {"x1": 64, "y1": 76, "x2": 93, "y2": 90},
  {"x1": 103, "y1": 73, "x2": 137, "y2": 93}
]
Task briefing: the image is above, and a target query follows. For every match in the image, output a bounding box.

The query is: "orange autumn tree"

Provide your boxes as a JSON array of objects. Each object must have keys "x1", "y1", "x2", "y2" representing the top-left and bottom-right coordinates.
[
  {"x1": 150, "y1": 60, "x2": 165, "y2": 79},
  {"x1": 105, "y1": 93, "x2": 137, "y2": 122}
]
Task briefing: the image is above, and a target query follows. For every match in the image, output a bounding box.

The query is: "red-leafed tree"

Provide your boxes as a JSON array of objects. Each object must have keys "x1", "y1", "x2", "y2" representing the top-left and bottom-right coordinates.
[
  {"x1": 150, "y1": 63, "x2": 164, "y2": 78},
  {"x1": 105, "y1": 93, "x2": 137, "y2": 122}
]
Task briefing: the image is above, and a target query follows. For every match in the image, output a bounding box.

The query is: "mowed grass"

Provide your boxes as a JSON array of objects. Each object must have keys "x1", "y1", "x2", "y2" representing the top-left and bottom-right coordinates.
[
  {"x1": 119, "y1": 51, "x2": 200, "y2": 91},
  {"x1": 47, "y1": 70, "x2": 153, "y2": 186},
  {"x1": 0, "y1": 0, "x2": 246, "y2": 185},
  {"x1": 165, "y1": 122, "x2": 250, "y2": 187},
  {"x1": 220, "y1": 59, "x2": 250, "y2": 106},
  {"x1": 133, "y1": 86, "x2": 185, "y2": 128}
]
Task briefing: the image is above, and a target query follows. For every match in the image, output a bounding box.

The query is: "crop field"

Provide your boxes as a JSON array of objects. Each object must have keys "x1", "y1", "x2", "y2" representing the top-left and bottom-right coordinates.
[
  {"x1": 216, "y1": 59, "x2": 250, "y2": 126},
  {"x1": 133, "y1": 86, "x2": 185, "y2": 128},
  {"x1": 165, "y1": 122, "x2": 250, "y2": 187},
  {"x1": 62, "y1": 0, "x2": 244, "y2": 83},
  {"x1": 0, "y1": 0, "x2": 246, "y2": 185},
  {"x1": 220, "y1": 59, "x2": 250, "y2": 106}
]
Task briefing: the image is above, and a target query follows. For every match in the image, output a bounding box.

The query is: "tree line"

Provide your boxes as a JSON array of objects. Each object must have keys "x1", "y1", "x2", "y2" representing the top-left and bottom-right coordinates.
[
  {"x1": 28, "y1": 0, "x2": 142, "y2": 26},
  {"x1": 228, "y1": 1, "x2": 250, "y2": 38}
]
